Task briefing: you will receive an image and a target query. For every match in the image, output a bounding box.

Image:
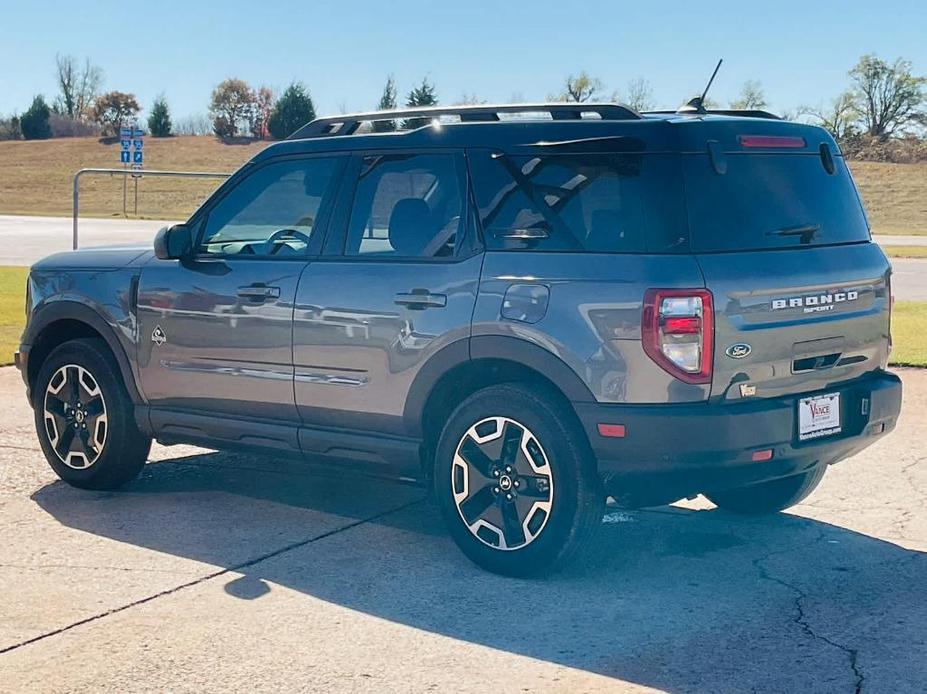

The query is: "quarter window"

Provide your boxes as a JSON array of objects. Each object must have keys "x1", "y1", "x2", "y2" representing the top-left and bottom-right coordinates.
[
  {"x1": 345, "y1": 153, "x2": 464, "y2": 258},
  {"x1": 200, "y1": 157, "x2": 340, "y2": 257}
]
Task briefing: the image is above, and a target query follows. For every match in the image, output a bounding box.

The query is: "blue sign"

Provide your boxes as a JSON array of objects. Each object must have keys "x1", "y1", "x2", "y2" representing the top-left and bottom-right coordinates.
[
  {"x1": 120, "y1": 128, "x2": 133, "y2": 138},
  {"x1": 133, "y1": 139, "x2": 143, "y2": 150},
  {"x1": 133, "y1": 150, "x2": 144, "y2": 164},
  {"x1": 120, "y1": 139, "x2": 130, "y2": 150},
  {"x1": 133, "y1": 129, "x2": 145, "y2": 137},
  {"x1": 120, "y1": 151, "x2": 131, "y2": 164}
]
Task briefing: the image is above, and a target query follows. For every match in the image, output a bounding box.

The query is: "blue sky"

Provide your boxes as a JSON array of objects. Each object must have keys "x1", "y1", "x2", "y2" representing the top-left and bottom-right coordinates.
[{"x1": 2, "y1": 0, "x2": 925, "y2": 120}]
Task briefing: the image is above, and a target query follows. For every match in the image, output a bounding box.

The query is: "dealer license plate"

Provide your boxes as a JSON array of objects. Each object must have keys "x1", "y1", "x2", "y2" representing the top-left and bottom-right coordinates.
[{"x1": 798, "y1": 392, "x2": 842, "y2": 441}]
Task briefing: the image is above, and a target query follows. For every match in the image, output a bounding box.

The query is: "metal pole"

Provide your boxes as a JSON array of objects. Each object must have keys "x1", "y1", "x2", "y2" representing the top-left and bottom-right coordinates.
[
  {"x1": 122, "y1": 164, "x2": 128, "y2": 217},
  {"x1": 134, "y1": 176, "x2": 138, "y2": 216},
  {"x1": 71, "y1": 168, "x2": 231, "y2": 250}
]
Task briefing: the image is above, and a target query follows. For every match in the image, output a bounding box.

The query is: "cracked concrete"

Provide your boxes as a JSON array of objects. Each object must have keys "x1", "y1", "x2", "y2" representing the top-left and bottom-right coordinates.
[{"x1": 0, "y1": 365, "x2": 925, "y2": 693}]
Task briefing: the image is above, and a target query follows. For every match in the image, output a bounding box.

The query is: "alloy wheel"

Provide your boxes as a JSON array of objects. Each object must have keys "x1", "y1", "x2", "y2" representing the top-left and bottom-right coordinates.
[
  {"x1": 451, "y1": 416, "x2": 554, "y2": 550},
  {"x1": 43, "y1": 364, "x2": 108, "y2": 469}
]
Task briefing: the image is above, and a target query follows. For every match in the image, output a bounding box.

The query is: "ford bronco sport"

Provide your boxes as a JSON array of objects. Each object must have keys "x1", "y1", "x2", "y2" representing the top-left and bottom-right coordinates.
[{"x1": 16, "y1": 103, "x2": 902, "y2": 576}]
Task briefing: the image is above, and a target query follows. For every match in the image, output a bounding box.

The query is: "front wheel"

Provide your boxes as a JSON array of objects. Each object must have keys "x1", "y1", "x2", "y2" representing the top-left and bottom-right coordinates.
[
  {"x1": 433, "y1": 384, "x2": 604, "y2": 576},
  {"x1": 34, "y1": 338, "x2": 151, "y2": 490},
  {"x1": 704, "y1": 465, "x2": 827, "y2": 515}
]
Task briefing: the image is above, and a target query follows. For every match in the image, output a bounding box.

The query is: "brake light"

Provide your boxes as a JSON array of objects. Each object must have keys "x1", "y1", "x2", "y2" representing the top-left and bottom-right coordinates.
[
  {"x1": 642, "y1": 289, "x2": 714, "y2": 384},
  {"x1": 739, "y1": 135, "x2": 806, "y2": 149}
]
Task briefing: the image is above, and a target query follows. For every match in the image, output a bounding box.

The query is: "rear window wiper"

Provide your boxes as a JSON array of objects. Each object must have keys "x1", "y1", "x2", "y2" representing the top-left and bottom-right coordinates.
[{"x1": 766, "y1": 224, "x2": 820, "y2": 244}]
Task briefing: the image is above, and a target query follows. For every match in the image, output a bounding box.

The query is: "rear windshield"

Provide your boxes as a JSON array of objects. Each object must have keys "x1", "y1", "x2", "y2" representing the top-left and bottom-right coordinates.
[
  {"x1": 683, "y1": 153, "x2": 870, "y2": 252},
  {"x1": 468, "y1": 150, "x2": 688, "y2": 253}
]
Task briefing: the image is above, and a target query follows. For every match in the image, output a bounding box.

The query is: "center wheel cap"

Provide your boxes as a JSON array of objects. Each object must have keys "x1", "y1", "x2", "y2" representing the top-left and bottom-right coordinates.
[{"x1": 499, "y1": 475, "x2": 513, "y2": 491}]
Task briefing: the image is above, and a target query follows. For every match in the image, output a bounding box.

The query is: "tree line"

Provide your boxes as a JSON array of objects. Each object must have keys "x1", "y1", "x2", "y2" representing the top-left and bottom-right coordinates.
[{"x1": 1, "y1": 53, "x2": 924, "y2": 162}]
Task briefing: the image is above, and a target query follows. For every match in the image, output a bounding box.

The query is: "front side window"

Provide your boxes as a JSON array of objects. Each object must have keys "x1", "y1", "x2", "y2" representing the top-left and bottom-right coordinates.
[
  {"x1": 468, "y1": 150, "x2": 688, "y2": 253},
  {"x1": 200, "y1": 157, "x2": 340, "y2": 257},
  {"x1": 345, "y1": 153, "x2": 463, "y2": 258}
]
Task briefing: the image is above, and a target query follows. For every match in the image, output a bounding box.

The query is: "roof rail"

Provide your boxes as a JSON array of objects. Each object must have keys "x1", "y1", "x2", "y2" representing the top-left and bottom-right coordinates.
[
  {"x1": 287, "y1": 103, "x2": 642, "y2": 140},
  {"x1": 645, "y1": 108, "x2": 781, "y2": 120}
]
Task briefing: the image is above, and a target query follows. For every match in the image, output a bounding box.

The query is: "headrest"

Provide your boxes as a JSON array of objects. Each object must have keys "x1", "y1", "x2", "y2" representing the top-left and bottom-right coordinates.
[{"x1": 388, "y1": 198, "x2": 432, "y2": 256}]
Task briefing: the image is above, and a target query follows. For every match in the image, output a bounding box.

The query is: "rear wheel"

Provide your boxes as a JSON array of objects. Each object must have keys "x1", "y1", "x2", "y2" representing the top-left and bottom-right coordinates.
[
  {"x1": 34, "y1": 338, "x2": 151, "y2": 490},
  {"x1": 433, "y1": 384, "x2": 604, "y2": 576},
  {"x1": 704, "y1": 465, "x2": 826, "y2": 515}
]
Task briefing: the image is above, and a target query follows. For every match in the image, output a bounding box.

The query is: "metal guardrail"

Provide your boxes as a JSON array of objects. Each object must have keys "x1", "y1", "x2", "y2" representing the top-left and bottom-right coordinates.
[{"x1": 72, "y1": 168, "x2": 232, "y2": 250}]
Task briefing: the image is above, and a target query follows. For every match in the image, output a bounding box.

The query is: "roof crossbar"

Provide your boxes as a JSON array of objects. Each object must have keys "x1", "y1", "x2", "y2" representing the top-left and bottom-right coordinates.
[{"x1": 287, "y1": 103, "x2": 642, "y2": 140}]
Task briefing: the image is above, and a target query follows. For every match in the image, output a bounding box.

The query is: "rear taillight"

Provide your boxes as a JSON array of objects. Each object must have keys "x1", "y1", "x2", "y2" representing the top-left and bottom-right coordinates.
[{"x1": 642, "y1": 289, "x2": 714, "y2": 384}]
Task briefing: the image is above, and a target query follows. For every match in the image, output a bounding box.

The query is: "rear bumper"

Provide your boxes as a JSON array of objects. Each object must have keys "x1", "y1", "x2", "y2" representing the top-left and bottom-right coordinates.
[{"x1": 574, "y1": 370, "x2": 902, "y2": 505}]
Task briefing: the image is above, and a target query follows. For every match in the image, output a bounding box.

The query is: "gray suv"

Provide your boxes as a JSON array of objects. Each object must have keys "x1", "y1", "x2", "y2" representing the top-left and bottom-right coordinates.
[{"x1": 16, "y1": 104, "x2": 902, "y2": 575}]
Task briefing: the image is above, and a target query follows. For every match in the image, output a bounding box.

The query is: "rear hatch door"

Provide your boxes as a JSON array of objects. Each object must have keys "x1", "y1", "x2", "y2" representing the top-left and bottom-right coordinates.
[{"x1": 681, "y1": 121, "x2": 891, "y2": 402}]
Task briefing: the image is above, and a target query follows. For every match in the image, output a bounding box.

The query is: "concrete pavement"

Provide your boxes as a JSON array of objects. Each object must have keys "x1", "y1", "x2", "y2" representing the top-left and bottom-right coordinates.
[{"x1": 0, "y1": 364, "x2": 925, "y2": 693}]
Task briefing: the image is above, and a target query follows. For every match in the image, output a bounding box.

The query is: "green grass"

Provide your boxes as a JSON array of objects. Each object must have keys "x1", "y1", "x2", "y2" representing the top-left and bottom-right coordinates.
[
  {"x1": 891, "y1": 301, "x2": 927, "y2": 367},
  {"x1": 882, "y1": 245, "x2": 927, "y2": 259},
  {"x1": 0, "y1": 267, "x2": 28, "y2": 366},
  {"x1": 0, "y1": 266, "x2": 923, "y2": 368}
]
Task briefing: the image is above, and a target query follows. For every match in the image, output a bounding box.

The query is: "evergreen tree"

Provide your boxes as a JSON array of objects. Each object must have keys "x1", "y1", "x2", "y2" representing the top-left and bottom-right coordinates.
[
  {"x1": 403, "y1": 78, "x2": 438, "y2": 129},
  {"x1": 373, "y1": 75, "x2": 398, "y2": 132},
  {"x1": 20, "y1": 95, "x2": 52, "y2": 140},
  {"x1": 147, "y1": 95, "x2": 172, "y2": 137},
  {"x1": 267, "y1": 83, "x2": 316, "y2": 140}
]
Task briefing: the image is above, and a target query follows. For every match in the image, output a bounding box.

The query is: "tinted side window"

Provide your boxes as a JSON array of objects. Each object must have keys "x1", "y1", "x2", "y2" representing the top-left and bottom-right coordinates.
[
  {"x1": 345, "y1": 153, "x2": 463, "y2": 258},
  {"x1": 468, "y1": 150, "x2": 688, "y2": 253},
  {"x1": 200, "y1": 157, "x2": 339, "y2": 257}
]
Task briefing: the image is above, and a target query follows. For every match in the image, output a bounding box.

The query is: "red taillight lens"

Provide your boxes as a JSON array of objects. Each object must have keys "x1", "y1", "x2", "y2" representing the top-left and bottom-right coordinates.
[
  {"x1": 642, "y1": 289, "x2": 714, "y2": 384},
  {"x1": 739, "y1": 135, "x2": 806, "y2": 149}
]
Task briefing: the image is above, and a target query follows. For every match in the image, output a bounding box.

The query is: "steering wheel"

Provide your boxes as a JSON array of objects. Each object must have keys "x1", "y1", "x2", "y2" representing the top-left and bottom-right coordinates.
[{"x1": 263, "y1": 228, "x2": 312, "y2": 255}]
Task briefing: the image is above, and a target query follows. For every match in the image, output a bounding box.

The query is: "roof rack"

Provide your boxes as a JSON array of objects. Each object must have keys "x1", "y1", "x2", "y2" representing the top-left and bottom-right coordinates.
[
  {"x1": 287, "y1": 103, "x2": 642, "y2": 140},
  {"x1": 645, "y1": 108, "x2": 781, "y2": 120}
]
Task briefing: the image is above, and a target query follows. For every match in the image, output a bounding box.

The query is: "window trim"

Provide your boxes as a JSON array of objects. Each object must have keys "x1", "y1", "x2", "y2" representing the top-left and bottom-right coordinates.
[
  {"x1": 189, "y1": 153, "x2": 349, "y2": 262},
  {"x1": 323, "y1": 148, "x2": 477, "y2": 264}
]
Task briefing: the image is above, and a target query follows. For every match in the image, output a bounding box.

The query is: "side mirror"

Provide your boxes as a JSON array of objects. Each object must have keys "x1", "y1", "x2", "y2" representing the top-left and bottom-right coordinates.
[{"x1": 154, "y1": 224, "x2": 193, "y2": 260}]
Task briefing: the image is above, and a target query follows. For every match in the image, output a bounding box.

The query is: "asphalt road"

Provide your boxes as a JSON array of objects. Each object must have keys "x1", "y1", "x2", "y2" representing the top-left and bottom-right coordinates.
[
  {"x1": 0, "y1": 215, "x2": 925, "y2": 301},
  {"x1": 0, "y1": 365, "x2": 925, "y2": 693}
]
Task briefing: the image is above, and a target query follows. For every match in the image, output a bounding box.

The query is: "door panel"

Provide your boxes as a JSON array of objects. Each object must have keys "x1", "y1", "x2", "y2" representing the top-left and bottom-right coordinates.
[
  {"x1": 137, "y1": 257, "x2": 304, "y2": 421},
  {"x1": 292, "y1": 256, "x2": 481, "y2": 430}
]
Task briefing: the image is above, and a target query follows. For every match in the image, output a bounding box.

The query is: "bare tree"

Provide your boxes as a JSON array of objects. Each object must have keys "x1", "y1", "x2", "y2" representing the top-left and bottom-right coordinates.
[
  {"x1": 730, "y1": 80, "x2": 768, "y2": 110},
  {"x1": 55, "y1": 54, "x2": 103, "y2": 119},
  {"x1": 554, "y1": 72, "x2": 604, "y2": 102},
  {"x1": 849, "y1": 54, "x2": 926, "y2": 138},
  {"x1": 623, "y1": 77, "x2": 655, "y2": 111},
  {"x1": 456, "y1": 93, "x2": 485, "y2": 105},
  {"x1": 799, "y1": 91, "x2": 860, "y2": 141}
]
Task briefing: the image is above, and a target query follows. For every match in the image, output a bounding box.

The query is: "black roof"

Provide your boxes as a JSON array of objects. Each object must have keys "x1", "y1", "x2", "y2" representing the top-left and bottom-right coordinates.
[{"x1": 251, "y1": 103, "x2": 834, "y2": 163}]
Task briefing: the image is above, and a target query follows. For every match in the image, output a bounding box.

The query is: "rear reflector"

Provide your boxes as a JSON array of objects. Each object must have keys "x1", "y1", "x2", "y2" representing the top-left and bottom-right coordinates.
[
  {"x1": 597, "y1": 423, "x2": 626, "y2": 438},
  {"x1": 739, "y1": 135, "x2": 806, "y2": 149},
  {"x1": 751, "y1": 449, "x2": 774, "y2": 462}
]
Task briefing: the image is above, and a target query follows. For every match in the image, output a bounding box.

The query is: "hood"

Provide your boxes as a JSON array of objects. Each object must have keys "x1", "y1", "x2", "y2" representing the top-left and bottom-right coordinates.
[{"x1": 31, "y1": 245, "x2": 154, "y2": 271}]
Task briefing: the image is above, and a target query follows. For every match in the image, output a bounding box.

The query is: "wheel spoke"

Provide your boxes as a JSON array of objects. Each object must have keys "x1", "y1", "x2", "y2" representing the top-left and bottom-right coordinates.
[
  {"x1": 458, "y1": 436, "x2": 496, "y2": 478},
  {"x1": 499, "y1": 421, "x2": 522, "y2": 468},
  {"x1": 84, "y1": 396, "x2": 105, "y2": 417},
  {"x1": 45, "y1": 396, "x2": 68, "y2": 417},
  {"x1": 459, "y1": 484, "x2": 496, "y2": 525},
  {"x1": 68, "y1": 366, "x2": 80, "y2": 404},
  {"x1": 500, "y1": 499, "x2": 526, "y2": 548},
  {"x1": 516, "y1": 475, "x2": 552, "y2": 500},
  {"x1": 55, "y1": 424, "x2": 76, "y2": 457}
]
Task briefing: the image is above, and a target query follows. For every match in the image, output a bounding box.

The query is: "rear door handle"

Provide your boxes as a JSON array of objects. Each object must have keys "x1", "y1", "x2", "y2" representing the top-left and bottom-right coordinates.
[
  {"x1": 394, "y1": 290, "x2": 447, "y2": 309},
  {"x1": 237, "y1": 284, "x2": 281, "y2": 300}
]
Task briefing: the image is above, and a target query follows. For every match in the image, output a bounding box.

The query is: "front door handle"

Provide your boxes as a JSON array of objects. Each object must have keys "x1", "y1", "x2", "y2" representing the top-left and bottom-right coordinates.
[
  {"x1": 394, "y1": 290, "x2": 447, "y2": 310},
  {"x1": 237, "y1": 284, "x2": 281, "y2": 300}
]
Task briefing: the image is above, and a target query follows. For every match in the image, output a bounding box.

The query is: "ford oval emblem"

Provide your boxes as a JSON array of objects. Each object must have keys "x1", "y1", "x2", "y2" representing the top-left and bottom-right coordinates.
[{"x1": 726, "y1": 343, "x2": 752, "y2": 359}]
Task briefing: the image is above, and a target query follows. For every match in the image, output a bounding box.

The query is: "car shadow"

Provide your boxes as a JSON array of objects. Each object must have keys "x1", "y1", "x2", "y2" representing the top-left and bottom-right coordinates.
[{"x1": 31, "y1": 449, "x2": 927, "y2": 692}]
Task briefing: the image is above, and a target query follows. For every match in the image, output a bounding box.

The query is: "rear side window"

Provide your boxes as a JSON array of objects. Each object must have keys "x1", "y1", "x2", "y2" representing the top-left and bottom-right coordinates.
[
  {"x1": 468, "y1": 150, "x2": 688, "y2": 253},
  {"x1": 684, "y1": 153, "x2": 870, "y2": 252}
]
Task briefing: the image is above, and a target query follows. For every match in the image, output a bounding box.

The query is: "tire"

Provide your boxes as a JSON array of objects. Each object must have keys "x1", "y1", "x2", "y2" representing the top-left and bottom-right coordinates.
[
  {"x1": 704, "y1": 465, "x2": 827, "y2": 515},
  {"x1": 433, "y1": 383, "x2": 605, "y2": 576},
  {"x1": 33, "y1": 338, "x2": 151, "y2": 490}
]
